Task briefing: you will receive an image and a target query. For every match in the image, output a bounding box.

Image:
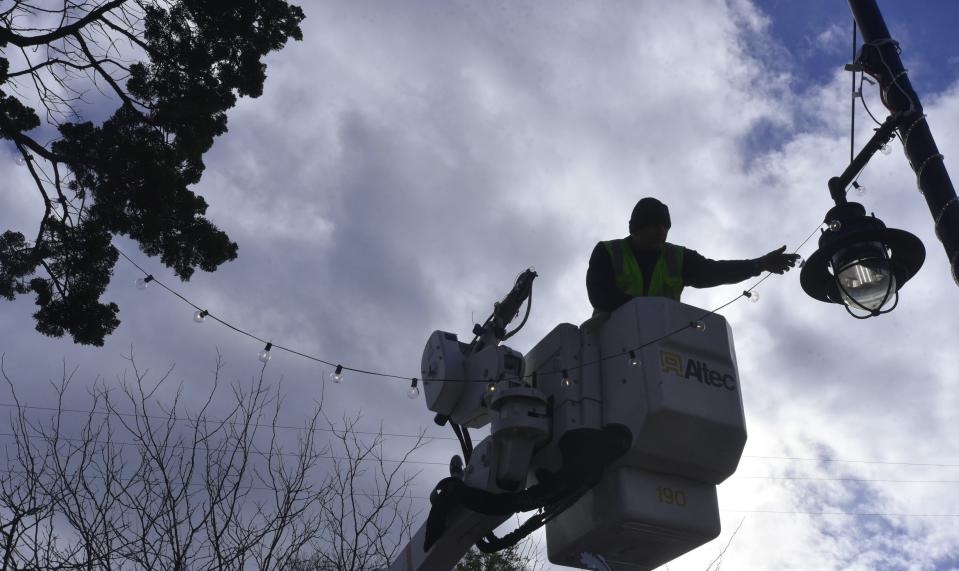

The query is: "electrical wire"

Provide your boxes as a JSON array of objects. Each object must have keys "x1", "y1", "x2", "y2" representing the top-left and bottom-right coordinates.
[
  {"x1": 850, "y1": 19, "x2": 857, "y2": 164},
  {"x1": 5, "y1": 398, "x2": 959, "y2": 470},
  {"x1": 0, "y1": 461, "x2": 953, "y2": 516},
  {"x1": 450, "y1": 422, "x2": 472, "y2": 464},
  {"x1": 866, "y1": 38, "x2": 917, "y2": 114},
  {"x1": 859, "y1": 73, "x2": 887, "y2": 129},
  {"x1": 0, "y1": 430, "x2": 449, "y2": 464},
  {"x1": 722, "y1": 509, "x2": 959, "y2": 518},
  {"x1": 0, "y1": 400, "x2": 450, "y2": 440},
  {"x1": 4, "y1": 415, "x2": 959, "y2": 471}
]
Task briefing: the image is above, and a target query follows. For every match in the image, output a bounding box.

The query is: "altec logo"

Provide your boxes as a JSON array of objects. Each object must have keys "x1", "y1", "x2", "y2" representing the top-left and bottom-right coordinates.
[{"x1": 659, "y1": 350, "x2": 737, "y2": 391}]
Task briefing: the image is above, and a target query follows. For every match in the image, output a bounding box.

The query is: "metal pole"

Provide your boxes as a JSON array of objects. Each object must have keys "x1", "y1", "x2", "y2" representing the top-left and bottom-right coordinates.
[{"x1": 848, "y1": 0, "x2": 959, "y2": 286}]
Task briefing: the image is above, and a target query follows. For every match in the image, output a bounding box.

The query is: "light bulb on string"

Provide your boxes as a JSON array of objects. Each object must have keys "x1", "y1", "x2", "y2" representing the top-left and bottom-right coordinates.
[
  {"x1": 487, "y1": 381, "x2": 496, "y2": 393},
  {"x1": 562, "y1": 370, "x2": 573, "y2": 388},
  {"x1": 407, "y1": 378, "x2": 419, "y2": 399},
  {"x1": 852, "y1": 181, "x2": 867, "y2": 196},
  {"x1": 135, "y1": 275, "x2": 154, "y2": 290},
  {"x1": 828, "y1": 220, "x2": 842, "y2": 232},
  {"x1": 692, "y1": 321, "x2": 706, "y2": 332},
  {"x1": 628, "y1": 350, "x2": 640, "y2": 367},
  {"x1": 744, "y1": 290, "x2": 760, "y2": 303},
  {"x1": 193, "y1": 309, "x2": 209, "y2": 323},
  {"x1": 880, "y1": 144, "x2": 893, "y2": 155},
  {"x1": 330, "y1": 364, "x2": 343, "y2": 384},
  {"x1": 258, "y1": 342, "x2": 273, "y2": 363},
  {"x1": 14, "y1": 155, "x2": 26, "y2": 166}
]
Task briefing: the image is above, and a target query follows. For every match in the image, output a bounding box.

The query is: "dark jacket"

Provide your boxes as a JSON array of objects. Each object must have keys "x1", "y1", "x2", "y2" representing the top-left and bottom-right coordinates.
[{"x1": 586, "y1": 239, "x2": 761, "y2": 312}]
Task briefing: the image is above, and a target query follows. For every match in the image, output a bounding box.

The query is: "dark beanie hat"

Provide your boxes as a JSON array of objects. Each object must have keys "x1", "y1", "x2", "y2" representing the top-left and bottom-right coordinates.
[{"x1": 629, "y1": 197, "x2": 671, "y2": 234}]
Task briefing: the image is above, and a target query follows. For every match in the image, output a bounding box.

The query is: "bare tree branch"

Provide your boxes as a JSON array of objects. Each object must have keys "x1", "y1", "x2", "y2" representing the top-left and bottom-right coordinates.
[
  {"x1": 0, "y1": 353, "x2": 426, "y2": 570},
  {"x1": 1, "y1": 1, "x2": 127, "y2": 48}
]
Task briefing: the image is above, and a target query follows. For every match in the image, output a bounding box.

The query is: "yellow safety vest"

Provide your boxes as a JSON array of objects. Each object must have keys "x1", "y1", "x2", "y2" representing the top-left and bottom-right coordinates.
[{"x1": 602, "y1": 239, "x2": 685, "y2": 301}]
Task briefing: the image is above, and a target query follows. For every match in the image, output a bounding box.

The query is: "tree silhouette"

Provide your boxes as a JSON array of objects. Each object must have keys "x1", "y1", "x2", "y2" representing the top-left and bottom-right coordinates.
[
  {"x1": 0, "y1": 0, "x2": 305, "y2": 345},
  {"x1": 0, "y1": 353, "x2": 425, "y2": 569}
]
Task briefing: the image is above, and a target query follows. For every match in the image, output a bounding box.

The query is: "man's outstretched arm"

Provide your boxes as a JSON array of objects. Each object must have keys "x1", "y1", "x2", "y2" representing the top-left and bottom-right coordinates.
[{"x1": 684, "y1": 245, "x2": 798, "y2": 289}]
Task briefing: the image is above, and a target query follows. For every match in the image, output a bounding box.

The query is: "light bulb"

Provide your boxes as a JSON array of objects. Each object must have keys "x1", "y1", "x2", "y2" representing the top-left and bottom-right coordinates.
[
  {"x1": 797, "y1": 255, "x2": 806, "y2": 269},
  {"x1": 135, "y1": 275, "x2": 154, "y2": 290},
  {"x1": 693, "y1": 320, "x2": 706, "y2": 332},
  {"x1": 15, "y1": 156, "x2": 26, "y2": 166},
  {"x1": 561, "y1": 370, "x2": 573, "y2": 388},
  {"x1": 330, "y1": 365, "x2": 343, "y2": 383},
  {"x1": 193, "y1": 309, "x2": 208, "y2": 323},
  {"x1": 628, "y1": 350, "x2": 640, "y2": 367},
  {"x1": 832, "y1": 242, "x2": 898, "y2": 313},
  {"x1": 745, "y1": 290, "x2": 760, "y2": 303},
  {"x1": 828, "y1": 220, "x2": 842, "y2": 232},
  {"x1": 258, "y1": 342, "x2": 273, "y2": 363},
  {"x1": 407, "y1": 378, "x2": 419, "y2": 399},
  {"x1": 487, "y1": 381, "x2": 496, "y2": 393},
  {"x1": 852, "y1": 181, "x2": 867, "y2": 196},
  {"x1": 880, "y1": 144, "x2": 892, "y2": 155}
]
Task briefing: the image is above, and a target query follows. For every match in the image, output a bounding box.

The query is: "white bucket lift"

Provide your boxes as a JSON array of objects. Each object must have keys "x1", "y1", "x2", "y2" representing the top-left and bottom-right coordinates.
[
  {"x1": 389, "y1": 295, "x2": 746, "y2": 571},
  {"x1": 525, "y1": 297, "x2": 746, "y2": 569}
]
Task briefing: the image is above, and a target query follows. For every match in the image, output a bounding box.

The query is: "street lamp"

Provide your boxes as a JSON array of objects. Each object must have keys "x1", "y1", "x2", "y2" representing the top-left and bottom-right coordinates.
[
  {"x1": 800, "y1": 115, "x2": 926, "y2": 318},
  {"x1": 800, "y1": 201, "x2": 924, "y2": 318}
]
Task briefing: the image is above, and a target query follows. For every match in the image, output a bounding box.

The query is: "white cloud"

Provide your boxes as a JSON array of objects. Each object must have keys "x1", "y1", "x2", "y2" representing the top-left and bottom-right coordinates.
[
  {"x1": 2, "y1": 0, "x2": 959, "y2": 569},
  {"x1": 811, "y1": 23, "x2": 848, "y2": 55}
]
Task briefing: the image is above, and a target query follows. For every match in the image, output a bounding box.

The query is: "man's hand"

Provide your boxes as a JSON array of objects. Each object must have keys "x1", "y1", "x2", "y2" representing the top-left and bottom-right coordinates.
[{"x1": 758, "y1": 245, "x2": 801, "y2": 274}]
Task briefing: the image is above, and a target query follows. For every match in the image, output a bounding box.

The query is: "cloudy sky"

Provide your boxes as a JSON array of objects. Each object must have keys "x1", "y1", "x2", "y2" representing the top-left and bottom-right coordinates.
[{"x1": 2, "y1": 0, "x2": 959, "y2": 569}]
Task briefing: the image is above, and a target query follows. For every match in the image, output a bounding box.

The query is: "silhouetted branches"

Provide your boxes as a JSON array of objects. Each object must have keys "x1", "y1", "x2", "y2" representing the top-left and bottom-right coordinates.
[{"x1": 0, "y1": 353, "x2": 424, "y2": 570}]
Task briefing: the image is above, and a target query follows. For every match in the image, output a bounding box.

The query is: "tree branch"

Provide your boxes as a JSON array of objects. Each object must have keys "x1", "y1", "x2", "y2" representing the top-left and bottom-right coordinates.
[
  {"x1": 99, "y1": 14, "x2": 156, "y2": 57},
  {"x1": 72, "y1": 31, "x2": 139, "y2": 109},
  {"x1": 8, "y1": 57, "x2": 119, "y2": 79},
  {"x1": 0, "y1": 0, "x2": 128, "y2": 48},
  {"x1": 0, "y1": 115, "x2": 65, "y2": 163}
]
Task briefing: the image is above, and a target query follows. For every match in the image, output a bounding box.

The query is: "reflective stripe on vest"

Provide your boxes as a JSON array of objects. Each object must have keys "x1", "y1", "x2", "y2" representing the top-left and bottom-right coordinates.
[{"x1": 603, "y1": 239, "x2": 685, "y2": 301}]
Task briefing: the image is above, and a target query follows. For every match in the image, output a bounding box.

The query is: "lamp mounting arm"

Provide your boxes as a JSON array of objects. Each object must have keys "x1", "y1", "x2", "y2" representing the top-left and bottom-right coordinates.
[{"x1": 829, "y1": 114, "x2": 900, "y2": 206}]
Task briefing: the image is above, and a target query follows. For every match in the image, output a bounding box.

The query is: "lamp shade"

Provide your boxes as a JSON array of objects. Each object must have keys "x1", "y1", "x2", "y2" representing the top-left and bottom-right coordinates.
[{"x1": 800, "y1": 202, "x2": 925, "y2": 317}]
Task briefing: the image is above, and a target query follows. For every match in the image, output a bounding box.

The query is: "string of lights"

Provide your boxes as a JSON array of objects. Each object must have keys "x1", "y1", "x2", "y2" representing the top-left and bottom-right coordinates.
[{"x1": 113, "y1": 218, "x2": 823, "y2": 391}]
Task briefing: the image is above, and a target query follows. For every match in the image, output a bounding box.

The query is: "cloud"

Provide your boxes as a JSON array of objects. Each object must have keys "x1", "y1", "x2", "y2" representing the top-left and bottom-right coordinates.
[
  {"x1": 809, "y1": 23, "x2": 848, "y2": 56},
  {"x1": 2, "y1": 1, "x2": 959, "y2": 569}
]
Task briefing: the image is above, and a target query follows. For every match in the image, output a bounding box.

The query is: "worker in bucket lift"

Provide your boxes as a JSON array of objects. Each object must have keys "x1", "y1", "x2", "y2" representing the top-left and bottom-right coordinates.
[{"x1": 587, "y1": 197, "x2": 800, "y2": 313}]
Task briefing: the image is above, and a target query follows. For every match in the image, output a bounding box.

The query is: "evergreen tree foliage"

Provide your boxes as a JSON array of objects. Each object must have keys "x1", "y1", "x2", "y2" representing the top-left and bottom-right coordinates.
[{"x1": 0, "y1": 1, "x2": 305, "y2": 345}]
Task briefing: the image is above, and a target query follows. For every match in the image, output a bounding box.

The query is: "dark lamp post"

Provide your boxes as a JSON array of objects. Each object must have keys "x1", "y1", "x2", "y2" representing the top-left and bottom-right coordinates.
[{"x1": 800, "y1": 201, "x2": 924, "y2": 318}]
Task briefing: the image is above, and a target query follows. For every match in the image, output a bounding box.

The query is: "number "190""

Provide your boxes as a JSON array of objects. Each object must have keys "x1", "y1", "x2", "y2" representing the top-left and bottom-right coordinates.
[{"x1": 655, "y1": 487, "x2": 688, "y2": 507}]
